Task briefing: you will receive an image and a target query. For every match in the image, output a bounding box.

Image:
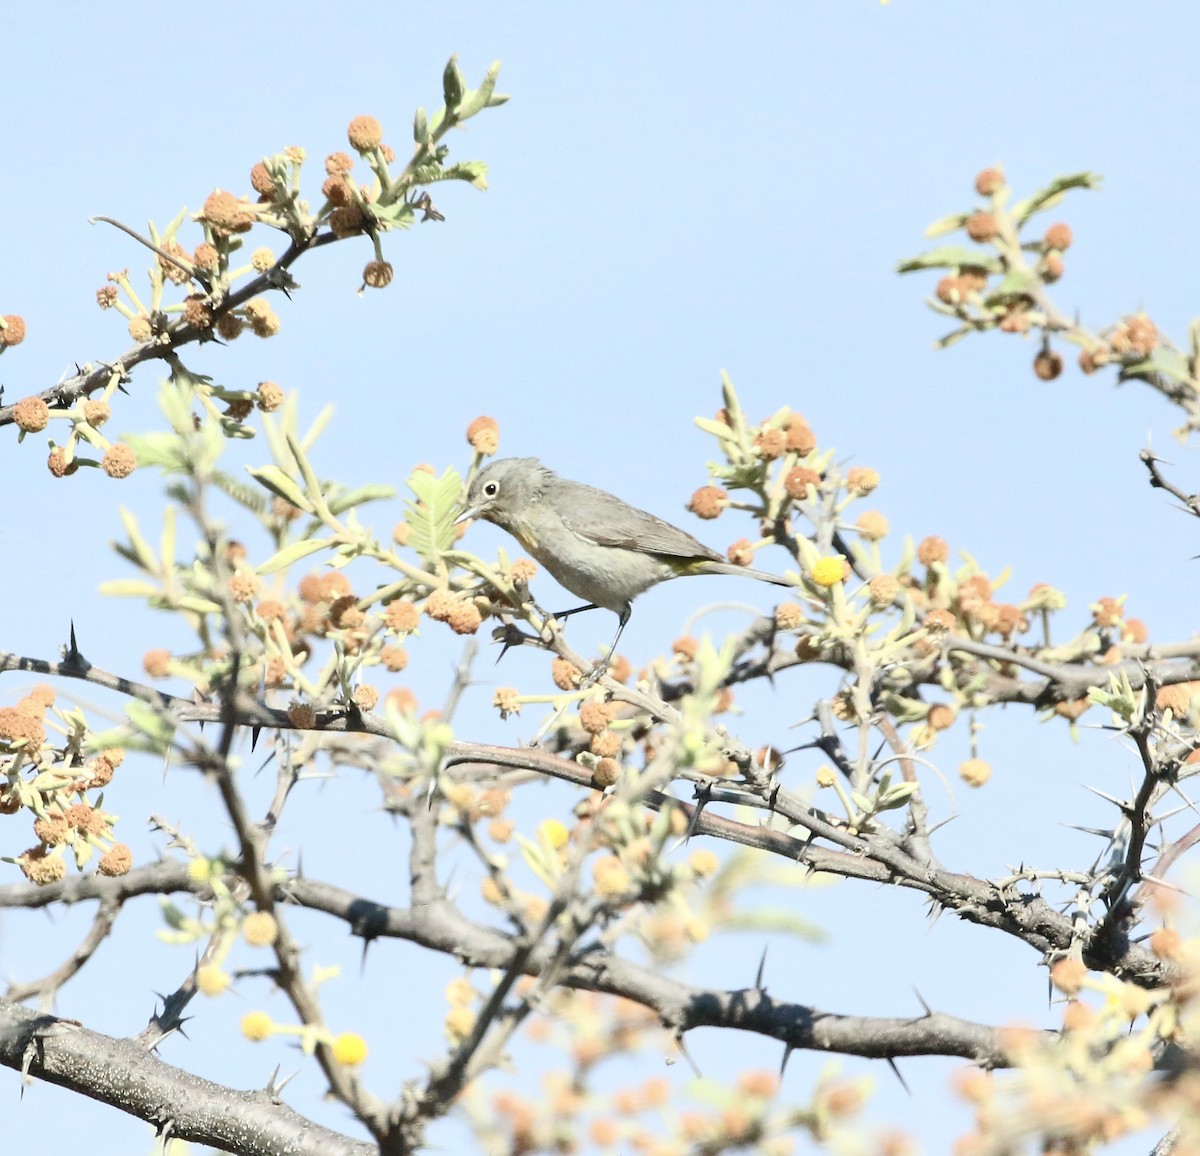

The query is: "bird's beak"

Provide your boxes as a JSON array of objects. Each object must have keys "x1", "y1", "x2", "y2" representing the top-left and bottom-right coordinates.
[{"x1": 453, "y1": 504, "x2": 480, "y2": 527}]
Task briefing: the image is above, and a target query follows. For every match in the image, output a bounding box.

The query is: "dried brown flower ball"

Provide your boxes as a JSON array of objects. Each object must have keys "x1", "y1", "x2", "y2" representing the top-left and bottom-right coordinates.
[
  {"x1": 13, "y1": 397, "x2": 49, "y2": 432},
  {"x1": 784, "y1": 467, "x2": 821, "y2": 500},
  {"x1": 467, "y1": 415, "x2": 499, "y2": 455},
  {"x1": 0, "y1": 315, "x2": 27, "y2": 346},
  {"x1": 551, "y1": 658, "x2": 582, "y2": 691},
  {"x1": 101, "y1": 444, "x2": 137, "y2": 478},
  {"x1": 726, "y1": 539, "x2": 754, "y2": 567},
  {"x1": 98, "y1": 843, "x2": 133, "y2": 876},
  {"x1": 754, "y1": 428, "x2": 787, "y2": 460},
  {"x1": 347, "y1": 115, "x2": 384, "y2": 152},
  {"x1": 1044, "y1": 222, "x2": 1072, "y2": 250},
  {"x1": 974, "y1": 168, "x2": 1004, "y2": 196},
  {"x1": 249, "y1": 162, "x2": 275, "y2": 197},
  {"x1": 1033, "y1": 350, "x2": 1063, "y2": 381},
  {"x1": 192, "y1": 243, "x2": 220, "y2": 271},
  {"x1": 363, "y1": 261, "x2": 394, "y2": 289},
  {"x1": 48, "y1": 447, "x2": 78, "y2": 477},
  {"x1": 965, "y1": 212, "x2": 998, "y2": 243},
  {"x1": 917, "y1": 536, "x2": 949, "y2": 566},
  {"x1": 82, "y1": 400, "x2": 111, "y2": 428},
  {"x1": 287, "y1": 701, "x2": 317, "y2": 729},
  {"x1": 385, "y1": 600, "x2": 421, "y2": 633},
  {"x1": 202, "y1": 190, "x2": 254, "y2": 234},
  {"x1": 688, "y1": 485, "x2": 727, "y2": 519}
]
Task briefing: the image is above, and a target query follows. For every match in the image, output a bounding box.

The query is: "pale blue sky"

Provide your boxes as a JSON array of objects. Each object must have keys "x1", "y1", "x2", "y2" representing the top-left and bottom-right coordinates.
[{"x1": 3, "y1": 4, "x2": 1199, "y2": 1152}]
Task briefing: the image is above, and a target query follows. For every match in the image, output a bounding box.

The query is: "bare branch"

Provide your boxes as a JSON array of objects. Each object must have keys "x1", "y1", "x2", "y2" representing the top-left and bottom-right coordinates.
[{"x1": 0, "y1": 1000, "x2": 373, "y2": 1156}]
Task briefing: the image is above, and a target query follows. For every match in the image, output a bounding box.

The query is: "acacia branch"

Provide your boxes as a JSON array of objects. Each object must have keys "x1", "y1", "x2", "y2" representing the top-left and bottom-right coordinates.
[
  {"x1": 0, "y1": 229, "x2": 335, "y2": 429},
  {"x1": 0, "y1": 1000, "x2": 373, "y2": 1156}
]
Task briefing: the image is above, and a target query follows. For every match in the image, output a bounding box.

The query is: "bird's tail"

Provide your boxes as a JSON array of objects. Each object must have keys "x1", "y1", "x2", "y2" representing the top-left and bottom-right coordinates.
[{"x1": 699, "y1": 561, "x2": 794, "y2": 588}]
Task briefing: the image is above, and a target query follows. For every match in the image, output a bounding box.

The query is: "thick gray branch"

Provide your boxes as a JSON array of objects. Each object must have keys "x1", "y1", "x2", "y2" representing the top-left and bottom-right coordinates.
[{"x1": 0, "y1": 1001, "x2": 373, "y2": 1156}]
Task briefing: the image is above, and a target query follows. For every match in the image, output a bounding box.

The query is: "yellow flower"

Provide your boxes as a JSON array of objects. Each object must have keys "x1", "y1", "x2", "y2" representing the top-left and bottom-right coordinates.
[
  {"x1": 539, "y1": 818, "x2": 570, "y2": 850},
  {"x1": 187, "y1": 857, "x2": 214, "y2": 884},
  {"x1": 241, "y1": 1011, "x2": 274, "y2": 1041},
  {"x1": 332, "y1": 1032, "x2": 368, "y2": 1066},
  {"x1": 242, "y1": 911, "x2": 279, "y2": 947},
  {"x1": 959, "y1": 758, "x2": 992, "y2": 788},
  {"x1": 445, "y1": 1006, "x2": 477, "y2": 1042},
  {"x1": 445, "y1": 977, "x2": 477, "y2": 1006},
  {"x1": 811, "y1": 556, "x2": 847, "y2": 588},
  {"x1": 197, "y1": 966, "x2": 230, "y2": 996}
]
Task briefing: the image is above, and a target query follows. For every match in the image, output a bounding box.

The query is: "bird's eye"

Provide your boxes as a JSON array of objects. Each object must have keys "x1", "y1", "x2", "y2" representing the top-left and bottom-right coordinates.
[{"x1": 483, "y1": 482, "x2": 498, "y2": 497}]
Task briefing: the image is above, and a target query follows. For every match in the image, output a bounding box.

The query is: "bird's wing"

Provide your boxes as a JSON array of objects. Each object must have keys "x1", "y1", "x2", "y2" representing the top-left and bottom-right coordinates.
[{"x1": 559, "y1": 480, "x2": 723, "y2": 561}]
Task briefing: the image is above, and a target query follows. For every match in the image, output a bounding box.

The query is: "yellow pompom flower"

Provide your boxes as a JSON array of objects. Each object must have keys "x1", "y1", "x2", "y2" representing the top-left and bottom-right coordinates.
[
  {"x1": 197, "y1": 966, "x2": 231, "y2": 996},
  {"x1": 187, "y1": 857, "x2": 215, "y2": 884},
  {"x1": 539, "y1": 818, "x2": 570, "y2": 850},
  {"x1": 332, "y1": 1032, "x2": 368, "y2": 1066},
  {"x1": 241, "y1": 1011, "x2": 274, "y2": 1041},
  {"x1": 811, "y1": 556, "x2": 847, "y2": 588},
  {"x1": 242, "y1": 911, "x2": 279, "y2": 947},
  {"x1": 445, "y1": 1006, "x2": 477, "y2": 1042}
]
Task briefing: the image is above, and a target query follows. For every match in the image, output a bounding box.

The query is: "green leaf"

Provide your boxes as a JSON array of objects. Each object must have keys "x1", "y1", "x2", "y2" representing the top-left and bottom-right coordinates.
[
  {"x1": 256, "y1": 537, "x2": 334, "y2": 575},
  {"x1": 456, "y1": 60, "x2": 505, "y2": 121},
  {"x1": 693, "y1": 416, "x2": 736, "y2": 440},
  {"x1": 714, "y1": 909, "x2": 827, "y2": 940},
  {"x1": 443, "y1": 54, "x2": 466, "y2": 114},
  {"x1": 983, "y1": 269, "x2": 1038, "y2": 306},
  {"x1": 246, "y1": 465, "x2": 313, "y2": 512},
  {"x1": 298, "y1": 404, "x2": 335, "y2": 454},
  {"x1": 327, "y1": 483, "x2": 397, "y2": 515},
  {"x1": 126, "y1": 701, "x2": 176, "y2": 751},
  {"x1": 158, "y1": 206, "x2": 189, "y2": 245},
  {"x1": 123, "y1": 432, "x2": 188, "y2": 472},
  {"x1": 98, "y1": 579, "x2": 161, "y2": 598},
  {"x1": 285, "y1": 433, "x2": 326, "y2": 512},
  {"x1": 516, "y1": 832, "x2": 560, "y2": 888},
  {"x1": 935, "y1": 326, "x2": 972, "y2": 350},
  {"x1": 924, "y1": 211, "x2": 971, "y2": 238},
  {"x1": 437, "y1": 161, "x2": 489, "y2": 190},
  {"x1": 85, "y1": 728, "x2": 133, "y2": 755},
  {"x1": 371, "y1": 200, "x2": 416, "y2": 230},
  {"x1": 159, "y1": 897, "x2": 191, "y2": 931},
  {"x1": 211, "y1": 469, "x2": 268, "y2": 514},
  {"x1": 877, "y1": 781, "x2": 921, "y2": 809},
  {"x1": 118, "y1": 506, "x2": 157, "y2": 572},
  {"x1": 157, "y1": 376, "x2": 195, "y2": 435},
  {"x1": 160, "y1": 506, "x2": 176, "y2": 575},
  {"x1": 1010, "y1": 171, "x2": 1102, "y2": 226},
  {"x1": 176, "y1": 595, "x2": 223, "y2": 615},
  {"x1": 1119, "y1": 345, "x2": 1192, "y2": 386},
  {"x1": 219, "y1": 416, "x2": 257, "y2": 439},
  {"x1": 896, "y1": 246, "x2": 1003, "y2": 274},
  {"x1": 405, "y1": 467, "x2": 463, "y2": 564},
  {"x1": 413, "y1": 106, "x2": 429, "y2": 144}
]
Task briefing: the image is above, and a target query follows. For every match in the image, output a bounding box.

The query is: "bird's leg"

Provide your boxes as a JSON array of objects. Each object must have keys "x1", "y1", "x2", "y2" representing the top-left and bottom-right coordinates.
[
  {"x1": 582, "y1": 608, "x2": 630, "y2": 686},
  {"x1": 548, "y1": 602, "x2": 600, "y2": 623},
  {"x1": 492, "y1": 602, "x2": 604, "y2": 664}
]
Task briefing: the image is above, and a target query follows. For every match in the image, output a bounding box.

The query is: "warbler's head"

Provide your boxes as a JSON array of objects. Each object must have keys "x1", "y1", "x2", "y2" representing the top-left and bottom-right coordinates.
[{"x1": 457, "y1": 457, "x2": 552, "y2": 539}]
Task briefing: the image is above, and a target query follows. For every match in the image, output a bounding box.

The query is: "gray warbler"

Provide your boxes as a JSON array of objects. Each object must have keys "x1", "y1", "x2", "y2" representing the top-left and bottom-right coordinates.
[{"x1": 456, "y1": 457, "x2": 792, "y2": 661}]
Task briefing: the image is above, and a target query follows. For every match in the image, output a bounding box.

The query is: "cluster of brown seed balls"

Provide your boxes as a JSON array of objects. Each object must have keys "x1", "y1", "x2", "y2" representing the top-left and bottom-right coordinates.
[
  {"x1": 0, "y1": 685, "x2": 132, "y2": 884},
  {"x1": 934, "y1": 167, "x2": 1161, "y2": 385}
]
